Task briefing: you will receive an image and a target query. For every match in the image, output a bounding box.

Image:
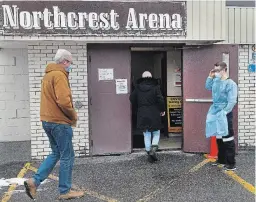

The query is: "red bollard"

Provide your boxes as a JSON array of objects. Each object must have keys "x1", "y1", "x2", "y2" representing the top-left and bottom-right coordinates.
[{"x1": 206, "y1": 136, "x2": 218, "y2": 159}]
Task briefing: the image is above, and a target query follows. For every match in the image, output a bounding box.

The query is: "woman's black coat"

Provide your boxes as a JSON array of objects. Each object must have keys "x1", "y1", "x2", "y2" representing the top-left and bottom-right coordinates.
[{"x1": 130, "y1": 78, "x2": 165, "y2": 132}]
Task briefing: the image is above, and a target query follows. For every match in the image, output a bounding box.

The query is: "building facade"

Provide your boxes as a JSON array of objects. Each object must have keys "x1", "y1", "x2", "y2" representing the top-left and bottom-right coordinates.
[{"x1": 0, "y1": 0, "x2": 254, "y2": 160}]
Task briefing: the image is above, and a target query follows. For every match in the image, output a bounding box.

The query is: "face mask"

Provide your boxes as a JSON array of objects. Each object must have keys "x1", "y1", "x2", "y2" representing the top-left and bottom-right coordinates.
[
  {"x1": 215, "y1": 72, "x2": 221, "y2": 78},
  {"x1": 65, "y1": 65, "x2": 72, "y2": 72}
]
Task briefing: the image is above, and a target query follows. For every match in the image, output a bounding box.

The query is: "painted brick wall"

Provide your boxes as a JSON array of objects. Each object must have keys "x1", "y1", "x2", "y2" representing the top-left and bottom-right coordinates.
[
  {"x1": 0, "y1": 49, "x2": 30, "y2": 142},
  {"x1": 28, "y1": 42, "x2": 89, "y2": 160},
  {"x1": 238, "y1": 45, "x2": 256, "y2": 147}
]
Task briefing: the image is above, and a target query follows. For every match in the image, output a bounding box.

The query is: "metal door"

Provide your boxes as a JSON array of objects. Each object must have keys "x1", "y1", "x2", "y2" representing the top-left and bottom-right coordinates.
[
  {"x1": 183, "y1": 45, "x2": 238, "y2": 153},
  {"x1": 88, "y1": 44, "x2": 131, "y2": 155}
]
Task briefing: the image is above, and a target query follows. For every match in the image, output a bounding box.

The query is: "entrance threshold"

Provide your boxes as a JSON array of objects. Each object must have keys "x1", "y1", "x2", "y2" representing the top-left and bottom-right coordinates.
[
  {"x1": 132, "y1": 148, "x2": 182, "y2": 153},
  {"x1": 159, "y1": 134, "x2": 182, "y2": 150},
  {"x1": 132, "y1": 133, "x2": 182, "y2": 152}
]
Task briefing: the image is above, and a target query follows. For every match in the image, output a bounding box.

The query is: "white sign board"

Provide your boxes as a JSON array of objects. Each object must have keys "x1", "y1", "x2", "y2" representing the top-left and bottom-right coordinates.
[
  {"x1": 174, "y1": 72, "x2": 181, "y2": 87},
  {"x1": 116, "y1": 79, "x2": 128, "y2": 94},
  {"x1": 98, "y1": 69, "x2": 114, "y2": 81}
]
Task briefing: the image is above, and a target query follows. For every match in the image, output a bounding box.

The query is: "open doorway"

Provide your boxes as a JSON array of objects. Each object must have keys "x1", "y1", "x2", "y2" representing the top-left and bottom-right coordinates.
[{"x1": 131, "y1": 50, "x2": 182, "y2": 151}]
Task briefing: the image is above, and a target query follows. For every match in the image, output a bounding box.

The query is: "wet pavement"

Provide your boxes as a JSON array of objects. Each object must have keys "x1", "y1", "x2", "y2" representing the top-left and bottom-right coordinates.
[{"x1": 0, "y1": 150, "x2": 255, "y2": 202}]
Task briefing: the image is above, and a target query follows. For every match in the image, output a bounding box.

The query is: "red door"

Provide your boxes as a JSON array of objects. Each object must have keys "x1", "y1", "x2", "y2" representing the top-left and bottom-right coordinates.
[
  {"x1": 88, "y1": 44, "x2": 132, "y2": 155},
  {"x1": 183, "y1": 45, "x2": 238, "y2": 153}
]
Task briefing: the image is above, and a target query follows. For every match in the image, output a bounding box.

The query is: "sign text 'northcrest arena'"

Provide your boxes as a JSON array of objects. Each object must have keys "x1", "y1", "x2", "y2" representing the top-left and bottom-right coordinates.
[
  {"x1": 0, "y1": 2, "x2": 186, "y2": 36},
  {"x1": 2, "y1": 5, "x2": 182, "y2": 31}
]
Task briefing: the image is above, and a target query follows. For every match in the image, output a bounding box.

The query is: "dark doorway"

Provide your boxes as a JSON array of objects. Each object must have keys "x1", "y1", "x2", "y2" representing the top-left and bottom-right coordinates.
[{"x1": 131, "y1": 51, "x2": 168, "y2": 149}]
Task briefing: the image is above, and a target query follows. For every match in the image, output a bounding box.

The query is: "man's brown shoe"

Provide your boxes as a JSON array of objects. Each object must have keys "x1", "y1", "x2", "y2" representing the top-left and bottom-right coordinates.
[
  {"x1": 24, "y1": 178, "x2": 37, "y2": 200},
  {"x1": 59, "y1": 190, "x2": 85, "y2": 200}
]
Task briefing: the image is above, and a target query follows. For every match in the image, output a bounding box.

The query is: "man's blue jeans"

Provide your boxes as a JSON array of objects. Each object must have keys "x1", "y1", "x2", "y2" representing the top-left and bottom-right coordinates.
[
  {"x1": 143, "y1": 130, "x2": 160, "y2": 152},
  {"x1": 33, "y1": 121, "x2": 75, "y2": 194}
]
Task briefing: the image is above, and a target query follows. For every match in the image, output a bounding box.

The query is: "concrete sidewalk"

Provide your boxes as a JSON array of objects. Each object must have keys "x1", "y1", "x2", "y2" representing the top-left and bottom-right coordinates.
[{"x1": 0, "y1": 150, "x2": 255, "y2": 202}]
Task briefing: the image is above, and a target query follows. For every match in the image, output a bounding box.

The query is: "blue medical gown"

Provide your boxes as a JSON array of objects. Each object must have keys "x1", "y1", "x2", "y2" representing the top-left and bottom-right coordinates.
[{"x1": 205, "y1": 77, "x2": 238, "y2": 138}]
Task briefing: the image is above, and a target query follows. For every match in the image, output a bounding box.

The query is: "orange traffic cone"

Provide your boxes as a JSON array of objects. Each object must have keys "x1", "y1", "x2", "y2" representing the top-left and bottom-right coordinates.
[{"x1": 206, "y1": 136, "x2": 218, "y2": 159}]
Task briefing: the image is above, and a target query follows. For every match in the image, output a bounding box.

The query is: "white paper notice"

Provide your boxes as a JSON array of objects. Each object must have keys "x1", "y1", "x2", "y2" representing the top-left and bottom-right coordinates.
[
  {"x1": 98, "y1": 69, "x2": 114, "y2": 81},
  {"x1": 116, "y1": 79, "x2": 128, "y2": 94}
]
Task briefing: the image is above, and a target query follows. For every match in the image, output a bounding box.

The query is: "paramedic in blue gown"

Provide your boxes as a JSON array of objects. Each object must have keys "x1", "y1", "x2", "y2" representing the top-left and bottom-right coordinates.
[{"x1": 205, "y1": 62, "x2": 238, "y2": 171}]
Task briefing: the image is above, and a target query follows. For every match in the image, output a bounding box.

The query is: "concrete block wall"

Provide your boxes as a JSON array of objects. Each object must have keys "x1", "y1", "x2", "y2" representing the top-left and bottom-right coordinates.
[
  {"x1": 28, "y1": 42, "x2": 89, "y2": 160},
  {"x1": 0, "y1": 49, "x2": 30, "y2": 142},
  {"x1": 238, "y1": 45, "x2": 256, "y2": 147}
]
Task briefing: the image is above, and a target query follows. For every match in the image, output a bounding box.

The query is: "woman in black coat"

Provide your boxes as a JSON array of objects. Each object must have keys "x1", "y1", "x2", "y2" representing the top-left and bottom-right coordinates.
[{"x1": 130, "y1": 71, "x2": 165, "y2": 162}]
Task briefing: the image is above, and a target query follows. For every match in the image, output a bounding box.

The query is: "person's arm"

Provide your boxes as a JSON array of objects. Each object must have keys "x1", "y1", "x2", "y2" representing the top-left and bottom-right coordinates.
[
  {"x1": 129, "y1": 89, "x2": 137, "y2": 105},
  {"x1": 155, "y1": 86, "x2": 165, "y2": 113},
  {"x1": 205, "y1": 77, "x2": 214, "y2": 90},
  {"x1": 223, "y1": 81, "x2": 238, "y2": 114},
  {"x1": 54, "y1": 75, "x2": 77, "y2": 122},
  {"x1": 205, "y1": 70, "x2": 215, "y2": 90}
]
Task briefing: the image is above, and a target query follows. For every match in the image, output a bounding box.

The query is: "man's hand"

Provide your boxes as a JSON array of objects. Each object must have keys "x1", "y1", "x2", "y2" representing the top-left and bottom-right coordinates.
[
  {"x1": 71, "y1": 121, "x2": 77, "y2": 127},
  {"x1": 71, "y1": 112, "x2": 78, "y2": 127},
  {"x1": 160, "y1": 112, "x2": 165, "y2": 116},
  {"x1": 209, "y1": 69, "x2": 215, "y2": 78}
]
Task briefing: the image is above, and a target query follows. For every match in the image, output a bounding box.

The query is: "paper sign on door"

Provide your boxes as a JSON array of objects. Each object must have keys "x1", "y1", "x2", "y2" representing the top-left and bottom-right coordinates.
[
  {"x1": 98, "y1": 68, "x2": 114, "y2": 81},
  {"x1": 115, "y1": 79, "x2": 128, "y2": 94}
]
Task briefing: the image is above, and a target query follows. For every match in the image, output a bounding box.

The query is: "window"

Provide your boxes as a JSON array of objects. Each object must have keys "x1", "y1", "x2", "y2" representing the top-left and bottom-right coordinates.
[{"x1": 226, "y1": 0, "x2": 256, "y2": 7}]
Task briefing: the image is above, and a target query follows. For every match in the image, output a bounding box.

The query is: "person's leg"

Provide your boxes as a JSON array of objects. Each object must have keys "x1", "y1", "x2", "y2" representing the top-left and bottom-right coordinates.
[
  {"x1": 224, "y1": 112, "x2": 236, "y2": 170},
  {"x1": 215, "y1": 138, "x2": 225, "y2": 165},
  {"x1": 24, "y1": 121, "x2": 60, "y2": 199},
  {"x1": 51, "y1": 124, "x2": 84, "y2": 200},
  {"x1": 152, "y1": 130, "x2": 160, "y2": 148},
  {"x1": 53, "y1": 124, "x2": 75, "y2": 195},
  {"x1": 143, "y1": 130, "x2": 152, "y2": 152},
  {"x1": 33, "y1": 122, "x2": 60, "y2": 187},
  {"x1": 149, "y1": 130, "x2": 160, "y2": 161},
  {"x1": 143, "y1": 130, "x2": 154, "y2": 163},
  {"x1": 224, "y1": 139, "x2": 236, "y2": 169}
]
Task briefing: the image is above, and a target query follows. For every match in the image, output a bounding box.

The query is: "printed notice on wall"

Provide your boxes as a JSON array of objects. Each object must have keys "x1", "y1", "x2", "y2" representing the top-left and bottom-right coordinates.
[
  {"x1": 98, "y1": 69, "x2": 114, "y2": 81},
  {"x1": 116, "y1": 79, "x2": 128, "y2": 94},
  {"x1": 175, "y1": 72, "x2": 181, "y2": 86},
  {"x1": 167, "y1": 97, "x2": 182, "y2": 133}
]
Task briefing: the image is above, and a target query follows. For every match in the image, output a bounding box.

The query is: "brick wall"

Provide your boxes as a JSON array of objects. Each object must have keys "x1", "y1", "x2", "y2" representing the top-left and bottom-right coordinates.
[
  {"x1": 238, "y1": 45, "x2": 256, "y2": 147},
  {"x1": 28, "y1": 42, "x2": 89, "y2": 160},
  {"x1": 0, "y1": 49, "x2": 30, "y2": 142}
]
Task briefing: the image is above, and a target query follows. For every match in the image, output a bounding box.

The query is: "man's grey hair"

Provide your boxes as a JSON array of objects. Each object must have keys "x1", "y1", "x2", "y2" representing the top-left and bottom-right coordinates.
[{"x1": 54, "y1": 49, "x2": 72, "y2": 64}]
